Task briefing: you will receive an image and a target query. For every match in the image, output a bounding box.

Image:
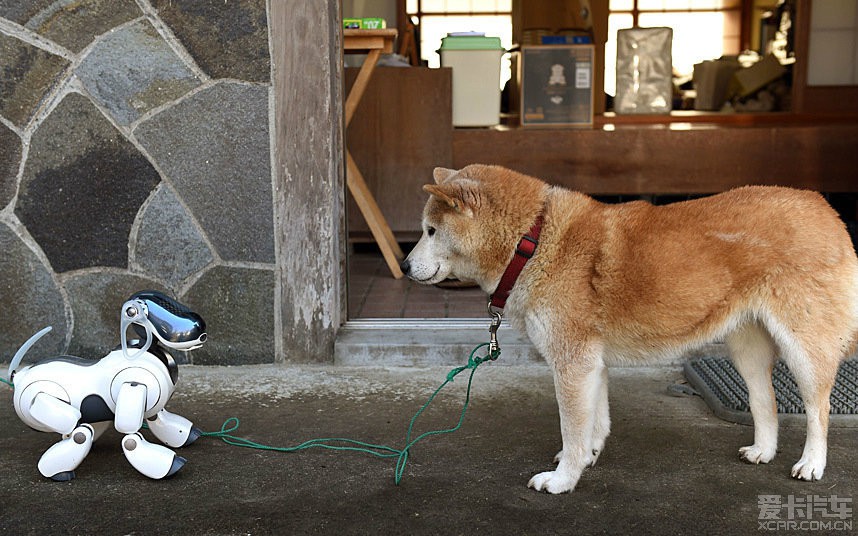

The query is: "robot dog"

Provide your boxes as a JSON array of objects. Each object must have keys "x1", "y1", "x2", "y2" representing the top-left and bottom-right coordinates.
[{"x1": 6, "y1": 291, "x2": 206, "y2": 481}]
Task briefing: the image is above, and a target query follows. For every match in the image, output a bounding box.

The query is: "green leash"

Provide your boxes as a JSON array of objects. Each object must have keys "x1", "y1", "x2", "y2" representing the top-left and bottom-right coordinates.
[{"x1": 200, "y1": 342, "x2": 500, "y2": 484}]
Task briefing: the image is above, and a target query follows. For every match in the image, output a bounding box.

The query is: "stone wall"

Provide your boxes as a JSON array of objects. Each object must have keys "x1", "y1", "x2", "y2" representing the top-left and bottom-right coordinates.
[{"x1": 0, "y1": 1, "x2": 280, "y2": 364}]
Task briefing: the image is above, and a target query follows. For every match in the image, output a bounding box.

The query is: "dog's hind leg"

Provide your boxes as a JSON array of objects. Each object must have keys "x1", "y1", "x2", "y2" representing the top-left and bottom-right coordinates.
[
  {"x1": 727, "y1": 322, "x2": 778, "y2": 464},
  {"x1": 590, "y1": 365, "x2": 610, "y2": 466},
  {"x1": 784, "y1": 344, "x2": 839, "y2": 481},
  {"x1": 530, "y1": 344, "x2": 604, "y2": 494}
]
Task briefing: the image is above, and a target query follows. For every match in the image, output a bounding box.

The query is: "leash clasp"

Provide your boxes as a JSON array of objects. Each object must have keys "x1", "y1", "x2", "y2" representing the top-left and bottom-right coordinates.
[{"x1": 487, "y1": 302, "x2": 503, "y2": 356}]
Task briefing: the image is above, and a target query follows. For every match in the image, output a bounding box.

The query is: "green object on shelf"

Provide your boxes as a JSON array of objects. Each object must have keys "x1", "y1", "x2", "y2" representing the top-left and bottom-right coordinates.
[
  {"x1": 439, "y1": 35, "x2": 503, "y2": 51},
  {"x1": 343, "y1": 18, "x2": 386, "y2": 30}
]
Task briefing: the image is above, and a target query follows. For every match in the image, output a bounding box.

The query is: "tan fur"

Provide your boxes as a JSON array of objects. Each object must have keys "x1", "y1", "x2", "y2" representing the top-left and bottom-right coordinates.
[{"x1": 402, "y1": 164, "x2": 858, "y2": 494}]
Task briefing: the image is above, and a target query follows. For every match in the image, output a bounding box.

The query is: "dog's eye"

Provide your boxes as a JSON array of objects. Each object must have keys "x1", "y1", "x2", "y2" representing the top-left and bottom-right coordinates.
[{"x1": 427, "y1": 227, "x2": 436, "y2": 237}]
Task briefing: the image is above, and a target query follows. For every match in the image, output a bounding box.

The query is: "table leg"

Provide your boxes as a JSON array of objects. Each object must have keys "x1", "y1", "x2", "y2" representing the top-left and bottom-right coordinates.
[
  {"x1": 346, "y1": 151, "x2": 404, "y2": 279},
  {"x1": 345, "y1": 49, "x2": 381, "y2": 127}
]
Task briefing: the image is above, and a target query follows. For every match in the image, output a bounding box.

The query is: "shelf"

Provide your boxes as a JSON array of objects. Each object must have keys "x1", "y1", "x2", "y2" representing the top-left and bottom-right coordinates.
[{"x1": 452, "y1": 122, "x2": 858, "y2": 195}]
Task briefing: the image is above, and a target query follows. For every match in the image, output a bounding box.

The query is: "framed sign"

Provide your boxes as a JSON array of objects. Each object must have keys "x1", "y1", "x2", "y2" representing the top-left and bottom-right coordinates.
[{"x1": 520, "y1": 45, "x2": 594, "y2": 127}]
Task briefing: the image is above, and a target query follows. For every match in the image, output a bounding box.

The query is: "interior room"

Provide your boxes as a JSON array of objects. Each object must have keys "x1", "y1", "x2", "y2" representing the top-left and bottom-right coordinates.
[{"x1": 343, "y1": 0, "x2": 858, "y2": 320}]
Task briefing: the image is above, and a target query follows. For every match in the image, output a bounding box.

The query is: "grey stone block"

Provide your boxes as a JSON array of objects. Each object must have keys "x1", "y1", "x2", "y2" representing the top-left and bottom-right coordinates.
[
  {"x1": 134, "y1": 82, "x2": 274, "y2": 264},
  {"x1": 15, "y1": 92, "x2": 160, "y2": 273},
  {"x1": 64, "y1": 271, "x2": 171, "y2": 359},
  {"x1": 0, "y1": 33, "x2": 69, "y2": 128},
  {"x1": 0, "y1": 222, "x2": 67, "y2": 361},
  {"x1": 183, "y1": 265, "x2": 275, "y2": 365},
  {"x1": 76, "y1": 20, "x2": 202, "y2": 126},
  {"x1": 0, "y1": 122, "x2": 20, "y2": 209},
  {"x1": 151, "y1": 0, "x2": 270, "y2": 82},
  {"x1": 132, "y1": 185, "x2": 213, "y2": 290},
  {"x1": 0, "y1": 0, "x2": 141, "y2": 53}
]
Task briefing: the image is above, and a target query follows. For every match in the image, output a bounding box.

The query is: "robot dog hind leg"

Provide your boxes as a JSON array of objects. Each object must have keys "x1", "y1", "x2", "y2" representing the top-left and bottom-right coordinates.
[
  {"x1": 38, "y1": 424, "x2": 95, "y2": 481},
  {"x1": 26, "y1": 392, "x2": 94, "y2": 481}
]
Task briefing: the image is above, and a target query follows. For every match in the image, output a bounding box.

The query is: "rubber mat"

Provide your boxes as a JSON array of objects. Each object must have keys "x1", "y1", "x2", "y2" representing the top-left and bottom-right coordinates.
[{"x1": 683, "y1": 357, "x2": 858, "y2": 425}]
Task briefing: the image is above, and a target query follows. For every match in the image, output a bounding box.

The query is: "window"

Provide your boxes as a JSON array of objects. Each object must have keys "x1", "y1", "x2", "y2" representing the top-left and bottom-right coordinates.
[
  {"x1": 406, "y1": 0, "x2": 513, "y2": 89},
  {"x1": 605, "y1": 0, "x2": 745, "y2": 96},
  {"x1": 806, "y1": 0, "x2": 858, "y2": 86}
]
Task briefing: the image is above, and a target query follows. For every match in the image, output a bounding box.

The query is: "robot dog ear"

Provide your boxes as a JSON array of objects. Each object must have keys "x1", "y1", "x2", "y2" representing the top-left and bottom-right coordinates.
[
  {"x1": 432, "y1": 167, "x2": 457, "y2": 184},
  {"x1": 423, "y1": 180, "x2": 479, "y2": 217}
]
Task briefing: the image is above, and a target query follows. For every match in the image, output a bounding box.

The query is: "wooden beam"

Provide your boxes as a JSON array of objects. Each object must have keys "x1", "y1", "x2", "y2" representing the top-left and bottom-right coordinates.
[{"x1": 271, "y1": 0, "x2": 346, "y2": 362}]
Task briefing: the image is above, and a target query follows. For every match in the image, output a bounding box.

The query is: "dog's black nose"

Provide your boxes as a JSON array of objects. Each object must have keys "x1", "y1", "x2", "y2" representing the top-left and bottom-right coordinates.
[{"x1": 399, "y1": 259, "x2": 411, "y2": 275}]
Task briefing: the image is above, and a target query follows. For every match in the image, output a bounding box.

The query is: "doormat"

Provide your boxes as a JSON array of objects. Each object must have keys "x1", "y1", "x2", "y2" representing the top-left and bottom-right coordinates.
[{"x1": 683, "y1": 357, "x2": 858, "y2": 425}]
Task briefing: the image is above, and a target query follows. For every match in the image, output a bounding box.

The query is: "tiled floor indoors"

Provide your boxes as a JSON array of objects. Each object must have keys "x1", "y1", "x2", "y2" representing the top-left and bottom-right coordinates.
[{"x1": 348, "y1": 250, "x2": 487, "y2": 318}]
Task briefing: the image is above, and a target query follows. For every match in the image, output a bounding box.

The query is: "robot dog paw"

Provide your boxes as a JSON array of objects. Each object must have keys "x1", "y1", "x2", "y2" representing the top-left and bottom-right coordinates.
[
  {"x1": 184, "y1": 426, "x2": 202, "y2": 447},
  {"x1": 167, "y1": 455, "x2": 187, "y2": 477},
  {"x1": 49, "y1": 471, "x2": 75, "y2": 482},
  {"x1": 122, "y1": 433, "x2": 187, "y2": 479}
]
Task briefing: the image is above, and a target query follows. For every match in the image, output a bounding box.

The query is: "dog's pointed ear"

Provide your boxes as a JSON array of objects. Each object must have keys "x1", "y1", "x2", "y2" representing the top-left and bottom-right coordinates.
[
  {"x1": 433, "y1": 167, "x2": 457, "y2": 184},
  {"x1": 422, "y1": 181, "x2": 478, "y2": 217},
  {"x1": 423, "y1": 184, "x2": 457, "y2": 207}
]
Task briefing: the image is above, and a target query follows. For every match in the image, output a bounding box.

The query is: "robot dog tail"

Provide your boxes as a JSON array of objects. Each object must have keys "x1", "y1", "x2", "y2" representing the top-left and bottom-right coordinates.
[{"x1": 7, "y1": 326, "x2": 52, "y2": 381}]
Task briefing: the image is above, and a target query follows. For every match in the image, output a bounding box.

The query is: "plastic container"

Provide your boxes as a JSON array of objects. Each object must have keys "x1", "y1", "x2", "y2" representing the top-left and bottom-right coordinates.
[{"x1": 439, "y1": 35, "x2": 504, "y2": 127}]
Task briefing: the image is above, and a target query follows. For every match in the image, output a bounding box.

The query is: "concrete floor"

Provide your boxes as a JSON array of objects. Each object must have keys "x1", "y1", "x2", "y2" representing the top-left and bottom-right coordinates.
[{"x1": 1, "y1": 364, "x2": 856, "y2": 535}]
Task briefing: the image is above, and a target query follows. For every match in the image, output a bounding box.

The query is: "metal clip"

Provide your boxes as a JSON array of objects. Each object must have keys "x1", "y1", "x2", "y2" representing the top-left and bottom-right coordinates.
[{"x1": 487, "y1": 302, "x2": 503, "y2": 355}]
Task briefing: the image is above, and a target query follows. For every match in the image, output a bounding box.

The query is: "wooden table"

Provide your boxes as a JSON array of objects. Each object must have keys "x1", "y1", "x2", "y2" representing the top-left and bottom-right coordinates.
[{"x1": 343, "y1": 29, "x2": 404, "y2": 278}]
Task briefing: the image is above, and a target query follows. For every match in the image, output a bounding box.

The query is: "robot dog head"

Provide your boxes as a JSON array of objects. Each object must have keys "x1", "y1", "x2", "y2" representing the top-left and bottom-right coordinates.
[{"x1": 121, "y1": 291, "x2": 206, "y2": 360}]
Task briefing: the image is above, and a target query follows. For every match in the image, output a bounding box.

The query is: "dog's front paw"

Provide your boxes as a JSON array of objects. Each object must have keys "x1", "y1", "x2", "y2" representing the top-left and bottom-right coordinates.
[
  {"x1": 739, "y1": 444, "x2": 776, "y2": 464},
  {"x1": 527, "y1": 469, "x2": 579, "y2": 494},
  {"x1": 791, "y1": 456, "x2": 825, "y2": 481}
]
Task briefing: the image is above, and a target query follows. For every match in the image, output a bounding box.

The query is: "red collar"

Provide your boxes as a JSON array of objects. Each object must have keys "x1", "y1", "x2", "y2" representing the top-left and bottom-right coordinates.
[{"x1": 489, "y1": 214, "x2": 544, "y2": 312}]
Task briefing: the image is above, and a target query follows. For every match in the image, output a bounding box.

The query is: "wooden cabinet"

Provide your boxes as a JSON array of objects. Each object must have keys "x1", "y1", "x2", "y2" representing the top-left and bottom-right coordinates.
[{"x1": 344, "y1": 67, "x2": 452, "y2": 239}]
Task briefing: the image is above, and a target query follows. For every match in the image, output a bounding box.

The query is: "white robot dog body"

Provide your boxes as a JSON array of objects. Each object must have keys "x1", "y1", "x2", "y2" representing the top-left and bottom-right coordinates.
[
  {"x1": 7, "y1": 291, "x2": 206, "y2": 481},
  {"x1": 13, "y1": 345, "x2": 174, "y2": 433}
]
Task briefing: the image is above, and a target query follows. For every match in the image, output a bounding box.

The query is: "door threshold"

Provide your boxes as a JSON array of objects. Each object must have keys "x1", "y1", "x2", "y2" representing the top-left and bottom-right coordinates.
[{"x1": 335, "y1": 318, "x2": 541, "y2": 366}]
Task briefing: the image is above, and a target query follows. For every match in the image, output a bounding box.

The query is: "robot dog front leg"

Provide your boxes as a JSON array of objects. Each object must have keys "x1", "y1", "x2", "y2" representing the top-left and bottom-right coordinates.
[
  {"x1": 28, "y1": 393, "x2": 94, "y2": 481},
  {"x1": 147, "y1": 409, "x2": 203, "y2": 448},
  {"x1": 115, "y1": 382, "x2": 186, "y2": 479}
]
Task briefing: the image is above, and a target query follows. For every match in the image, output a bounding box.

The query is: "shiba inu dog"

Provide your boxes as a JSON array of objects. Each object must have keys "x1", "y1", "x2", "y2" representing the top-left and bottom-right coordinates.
[{"x1": 400, "y1": 164, "x2": 858, "y2": 494}]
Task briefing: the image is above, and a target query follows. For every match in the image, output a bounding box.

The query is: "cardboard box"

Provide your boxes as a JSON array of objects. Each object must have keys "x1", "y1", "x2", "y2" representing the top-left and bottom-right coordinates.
[
  {"x1": 693, "y1": 58, "x2": 741, "y2": 111},
  {"x1": 729, "y1": 54, "x2": 786, "y2": 99}
]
